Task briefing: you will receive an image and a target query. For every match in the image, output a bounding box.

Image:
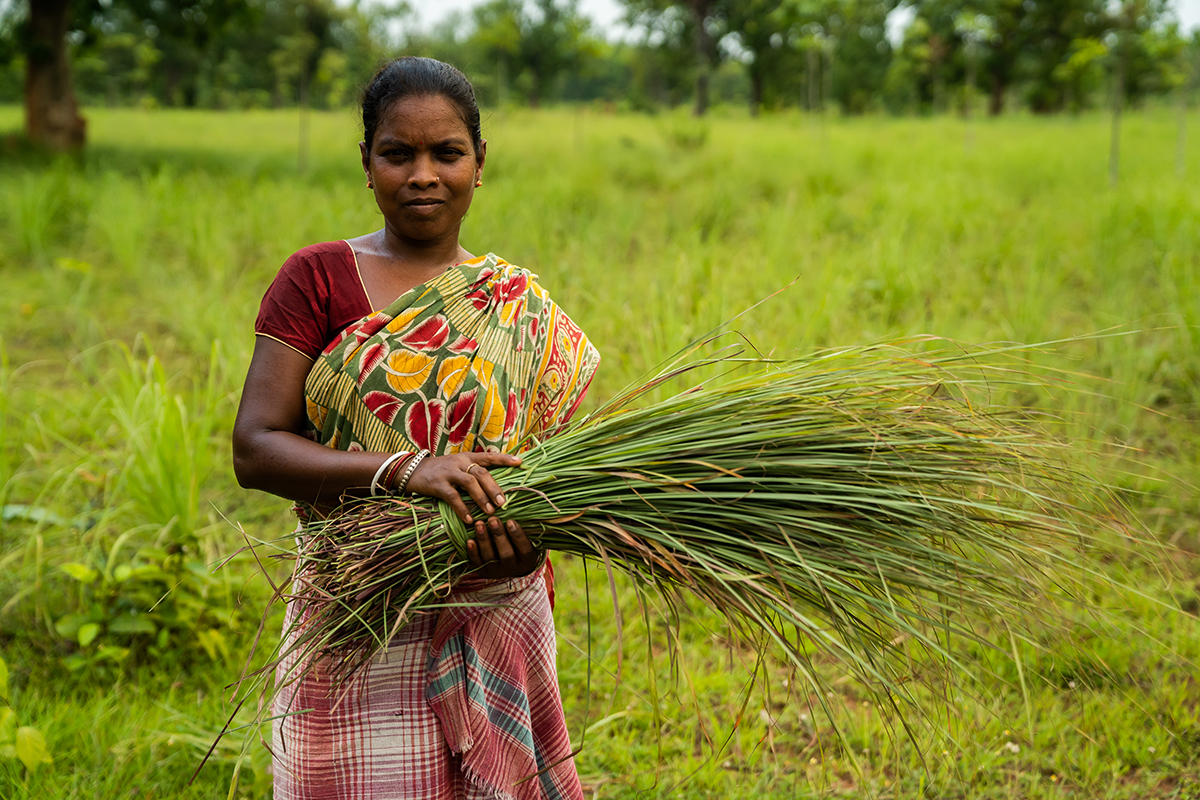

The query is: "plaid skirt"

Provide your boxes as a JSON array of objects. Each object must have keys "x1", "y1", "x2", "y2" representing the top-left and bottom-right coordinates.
[{"x1": 271, "y1": 565, "x2": 583, "y2": 800}]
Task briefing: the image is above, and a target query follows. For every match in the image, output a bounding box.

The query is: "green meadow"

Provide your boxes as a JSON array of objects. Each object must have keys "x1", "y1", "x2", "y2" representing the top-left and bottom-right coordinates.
[{"x1": 1, "y1": 104, "x2": 1198, "y2": 798}]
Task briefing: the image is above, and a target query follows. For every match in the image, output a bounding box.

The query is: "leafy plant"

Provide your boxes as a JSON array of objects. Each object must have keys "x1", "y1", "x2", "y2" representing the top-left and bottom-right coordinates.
[{"x1": 0, "y1": 653, "x2": 51, "y2": 777}]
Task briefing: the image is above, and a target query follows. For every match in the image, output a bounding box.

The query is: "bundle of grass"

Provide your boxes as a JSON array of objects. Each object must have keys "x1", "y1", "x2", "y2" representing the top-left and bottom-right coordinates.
[{"x1": 254, "y1": 339, "x2": 1103, "y2": 705}]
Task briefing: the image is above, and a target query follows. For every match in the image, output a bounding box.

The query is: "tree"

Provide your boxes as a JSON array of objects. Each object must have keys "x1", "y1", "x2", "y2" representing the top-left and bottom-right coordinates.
[
  {"x1": 24, "y1": 0, "x2": 86, "y2": 148},
  {"x1": 470, "y1": 0, "x2": 596, "y2": 106},
  {"x1": 724, "y1": 0, "x2": 789, "y2": 115},
  {"x1": 622, "y1": 0, "x2": 724, "y2": 115}
]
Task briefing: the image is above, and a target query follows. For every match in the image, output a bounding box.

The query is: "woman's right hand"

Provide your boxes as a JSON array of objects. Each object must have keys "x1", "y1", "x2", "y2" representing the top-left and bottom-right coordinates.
[
  {"x1": 405, "y1": 452, "x2": 521, "y2": 526},
  {"x1": 407, "y1": 453, "x2": 542, "y2": 578}
]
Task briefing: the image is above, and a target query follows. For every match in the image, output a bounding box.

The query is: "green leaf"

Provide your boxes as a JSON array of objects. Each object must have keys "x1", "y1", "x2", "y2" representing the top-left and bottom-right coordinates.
[
  {"x1": 54, "y1": 614, "x2": 85, "y2": 640},
  {"x1": 55, "y1": 257, "x2": 93, "y2": 275},
  {"x1": 0, "y1": 744, "x2": 14, "y2": 759},
  {"x1": 0, "y1": 654, "x2": 7, "y2": 701},
  {"x1": 1, "y1": 504, "x2": 68, "y2": 527},
  {"x1": 95, "y1": 645, "x2": 130, "y2": 664},
  {"x1": 14, "y1": 726, "x2": 51, "y2": 772},
  {"x1": 107, "y1": 614, "x2": 156, "y2": 635},
  {"x1": 77, "y1": 623, "x2": 100, "y2": 648},
  {"x1": 0, "y1": 708, "x2": 16, "y2": 744},
  {"x1": 59, "y1": 563, "x2": 99, "y2": 585},
  {"x1": 113, "y1": 564, "x2": 133, "y2": 582}
]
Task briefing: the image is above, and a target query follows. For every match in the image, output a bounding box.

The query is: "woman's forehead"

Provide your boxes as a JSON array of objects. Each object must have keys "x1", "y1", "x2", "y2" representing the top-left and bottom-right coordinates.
[{"x1": 376, "y1": 94, "x2": 469, "y2": 142}]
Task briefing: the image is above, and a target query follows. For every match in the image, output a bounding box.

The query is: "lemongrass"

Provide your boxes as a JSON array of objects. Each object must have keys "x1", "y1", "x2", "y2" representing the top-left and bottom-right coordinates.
[{"x1": 260, "y1": 340, "x2": 1103, "y2": 702}]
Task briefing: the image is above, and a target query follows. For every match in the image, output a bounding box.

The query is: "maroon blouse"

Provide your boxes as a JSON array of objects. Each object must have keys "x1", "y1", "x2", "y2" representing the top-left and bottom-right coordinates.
[{"x1": 255, "y1": 241, "x2": 372, "y2": 359}]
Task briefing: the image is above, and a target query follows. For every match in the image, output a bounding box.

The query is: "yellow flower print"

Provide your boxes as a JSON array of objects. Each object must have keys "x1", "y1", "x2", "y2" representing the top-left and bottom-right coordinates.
[
  {"x1": 436, "y1": 356, "x2": 471, "y2": 398},
  {"x1": 471, "y1": 359, "x2": 496, "y2": 388},
  {"x1": 479, "y1": 381, "x2": 507, "y2": 442},
  {"x1": 384, "y1": 349, "x2": 436, "y2": 394},
  {"x1": 384, "y1": 305, "x2": 427, "y2": 333},
  {"x1": 306, "y1": 397, "x2": 328, "y2": 430},
  {"x1": 446, "y1": 432, "x2": 476, "y2": 454},
  {"x1": 499, "y1": 298, "x2": 524, "y2": 327}
]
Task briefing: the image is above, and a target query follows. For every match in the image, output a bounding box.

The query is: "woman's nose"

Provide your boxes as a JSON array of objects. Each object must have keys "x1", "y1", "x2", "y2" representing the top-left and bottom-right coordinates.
[{"x1": 408, "y1": 154, "x2": 439, "y2": 187}]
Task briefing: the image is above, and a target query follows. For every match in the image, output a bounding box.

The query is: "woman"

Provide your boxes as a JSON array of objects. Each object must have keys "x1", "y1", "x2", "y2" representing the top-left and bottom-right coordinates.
[{"x1": 233, "y1": 57, "x2": 598, "y2": 800}]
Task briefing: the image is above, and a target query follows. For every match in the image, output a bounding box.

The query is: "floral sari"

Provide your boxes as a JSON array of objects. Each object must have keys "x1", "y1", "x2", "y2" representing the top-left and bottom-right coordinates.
[{"x1": 273, "y1": 254, "x2": 599, "y2": 800}]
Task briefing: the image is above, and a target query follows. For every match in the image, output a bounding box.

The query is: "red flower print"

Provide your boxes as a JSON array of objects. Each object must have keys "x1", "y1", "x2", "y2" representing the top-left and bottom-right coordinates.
[
  {"x1": 362, "y1": 391, "x2": 404, "y2": 426},
  {"x1": 358, "y1": 342, "x2": 389, "y2": 386},
  {"x1": 358, "y1": 313, "x2": 390, "y2": 340},
  {"x1": 465, "y1": 286, "x2": 491, "y2": 311},
  {"x1": 503, "y1": 390, "x2": 521, "y2": 438},
  {"x1": 405, "y1": 396, "x2": 445, "y2": 451},
  {"x1": 447, "y1": 389, "x2": 478, "y2": 445},
  {"x1": 448, "y1": 334, "x2": 478, "y2": 354},
  {"x1": 400, "y1": 315, "x2": 450, "y2": 351},
  {"x1": 497, "y1": 272, "x2": 528, "y2": 302}
]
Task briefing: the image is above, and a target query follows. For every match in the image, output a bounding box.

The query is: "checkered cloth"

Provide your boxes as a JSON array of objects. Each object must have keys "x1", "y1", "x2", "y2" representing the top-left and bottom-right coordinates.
[{"x1": 272, "y1": 564, "x2": 583, "y2": 799}]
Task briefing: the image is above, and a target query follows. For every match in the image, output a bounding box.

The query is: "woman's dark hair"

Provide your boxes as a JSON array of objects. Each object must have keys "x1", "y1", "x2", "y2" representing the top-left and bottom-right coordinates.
[{"x1": 362, "y1": 57, "x2": 482, "y2": 157}]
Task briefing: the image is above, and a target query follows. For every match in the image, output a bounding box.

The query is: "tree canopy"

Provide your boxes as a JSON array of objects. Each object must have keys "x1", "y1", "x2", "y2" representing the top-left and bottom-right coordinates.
[{"x1": 3, "y1": 0, "x2": 1198, "y2": 147}]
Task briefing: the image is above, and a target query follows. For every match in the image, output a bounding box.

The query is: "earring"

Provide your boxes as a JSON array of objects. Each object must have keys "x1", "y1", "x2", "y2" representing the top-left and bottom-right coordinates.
[
  {"x1": 475, "y1": 179, "x2": 483, "y2": 187},
  {"x1": 367, "y1": 180, "x2": 373, "y2": 189}
]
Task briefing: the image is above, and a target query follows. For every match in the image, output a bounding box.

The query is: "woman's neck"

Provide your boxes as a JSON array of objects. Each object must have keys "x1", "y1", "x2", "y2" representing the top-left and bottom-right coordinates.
[{"x1": 348, "y1": 229, "x2": 474, "y2": 310}]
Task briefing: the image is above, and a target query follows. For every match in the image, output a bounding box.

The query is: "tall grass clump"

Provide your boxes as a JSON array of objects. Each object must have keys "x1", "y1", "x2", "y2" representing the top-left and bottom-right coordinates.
[
  {"x1": 252, "y1": 340, "x2": 1108, "y2": 716},
  {"x1": 103, "y1": 340, "x2": 231, "y2": 542}
]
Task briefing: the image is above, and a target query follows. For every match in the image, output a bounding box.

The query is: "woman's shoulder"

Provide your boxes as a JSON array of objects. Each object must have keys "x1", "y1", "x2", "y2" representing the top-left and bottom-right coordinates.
[{"x1": 282, "y1": 240, "x2": 356, "y2": 273}]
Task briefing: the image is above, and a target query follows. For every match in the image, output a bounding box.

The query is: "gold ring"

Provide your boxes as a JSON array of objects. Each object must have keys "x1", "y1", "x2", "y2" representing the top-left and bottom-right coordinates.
[{"x1": 465, "y1": 464, "x2": 481, "y2": 476}]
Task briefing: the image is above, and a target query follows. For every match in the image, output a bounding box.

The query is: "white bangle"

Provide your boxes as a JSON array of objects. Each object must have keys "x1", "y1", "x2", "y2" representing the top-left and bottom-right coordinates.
[
  {"x1": 395, "y1": 449, "x2": 430, "y2": 496},
  {"x1": 370, "y1": 452, "x2": 406, "y2": 497}
]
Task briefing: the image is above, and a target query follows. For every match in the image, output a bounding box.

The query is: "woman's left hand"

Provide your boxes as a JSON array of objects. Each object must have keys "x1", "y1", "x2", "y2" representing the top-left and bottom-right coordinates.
[
  {"x1": 466, "y1": 517, "x2": 543, "y2": 579},
  {"x1": 405, "y1": 453, "x2": 542, "y2": 579}
]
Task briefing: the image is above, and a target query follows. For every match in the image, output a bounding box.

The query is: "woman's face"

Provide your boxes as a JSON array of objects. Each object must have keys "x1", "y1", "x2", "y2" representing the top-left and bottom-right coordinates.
[{"x1": 360, "y1": 93, "x2": 485, "y2": 248}]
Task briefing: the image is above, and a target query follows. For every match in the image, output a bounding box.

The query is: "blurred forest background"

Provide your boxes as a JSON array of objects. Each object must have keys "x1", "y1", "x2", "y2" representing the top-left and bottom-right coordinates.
[{"x1": 3, "y1": 0, "x2": 1200, "y2": 138}]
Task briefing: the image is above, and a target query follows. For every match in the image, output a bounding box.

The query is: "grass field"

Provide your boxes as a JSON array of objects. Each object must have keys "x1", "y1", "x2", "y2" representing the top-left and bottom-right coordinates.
[{"x1": 0, "y1": 103, "x2": 1199, "y2": 798}]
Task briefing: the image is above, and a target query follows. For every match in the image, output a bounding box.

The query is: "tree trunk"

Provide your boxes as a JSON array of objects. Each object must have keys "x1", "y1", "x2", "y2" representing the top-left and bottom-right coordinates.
[
  {"x1": 749, "y1": 65, "x2": 763, "y2": 116},
  {"x1": 24, "y1": 0, "x2": 86, "y2": 149},
  {"x1": 988, "y1": 73, "x2": 1005, "y2": 116},
  {"x1": 1178, "y1": 51, "x2": 1190, "y2": 179},
  {"x1": 689, "y1": 0, "x2": 712, "y2": 117},
  {"x1": 807, "y1": 48, "x2": 819, "y2": 112},
  {"x1": 824, "y1": 42, "x2": 833, "y2": 114},
  {"x1": 1110, "y1": 29, "x2": 1126, "y2": 188}
]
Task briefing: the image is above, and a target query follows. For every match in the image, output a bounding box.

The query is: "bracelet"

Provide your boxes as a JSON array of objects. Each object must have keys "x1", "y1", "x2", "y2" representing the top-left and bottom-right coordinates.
[
  {"x1": 370, "y1": 452, "x2": 407, "y2": 497},
  {"x1": 394, "y1": 449, "x2": 430, "y2": 496},
  {"x1": 381, "y1": 452, "x2": 415, "y2": 493}
]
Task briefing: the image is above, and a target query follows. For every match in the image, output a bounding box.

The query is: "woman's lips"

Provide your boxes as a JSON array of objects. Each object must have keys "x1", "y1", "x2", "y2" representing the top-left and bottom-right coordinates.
[{"x1": 405, "y1": 199, "x2": 444, "y2": 216}]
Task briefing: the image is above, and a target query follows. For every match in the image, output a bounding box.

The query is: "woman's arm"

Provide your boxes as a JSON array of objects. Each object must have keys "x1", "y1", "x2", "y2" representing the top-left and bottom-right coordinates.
[
  {"x1": 232, "y1": 336, "x2": 541, "y2": 576},
  {"x1": 232, "y1": 337, "x2": 393, "y2": 504}
]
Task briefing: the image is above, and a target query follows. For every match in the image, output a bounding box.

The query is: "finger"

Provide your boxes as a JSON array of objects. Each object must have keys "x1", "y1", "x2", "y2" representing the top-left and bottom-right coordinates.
[
  {"x1": 473, "y1": 521, "x2": 497, "y2": 564},
  {"x1": 465, "y1": 538, "x2": 482, "y2": 567},
  {"x1": 489, "y1": 517, "x2": 516, "y2": 565},
  {"x1": 457, "y1": 472, "x2": 496, "y2": 516},
  {"x1": 471, "y1": 467, "x2": 507, "y2": 510},
  {"x1": 440, "y1": 486, "x2": 475, "y2": 526},
  {"x1": 470, "y1": 452, "x2": 522, "y2": 470},
  {"x1": 506, "y1": 520, "x2": 535, "y2": 559}
]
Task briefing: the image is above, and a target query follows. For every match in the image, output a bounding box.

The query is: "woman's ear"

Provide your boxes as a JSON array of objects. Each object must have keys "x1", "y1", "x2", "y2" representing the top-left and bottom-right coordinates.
[
  {"x1": 360, "y1": 141, "x2": 371, "y2": 182},
  {"x1": 475, "y1": 139, "x2": 487, "y2": 182}
]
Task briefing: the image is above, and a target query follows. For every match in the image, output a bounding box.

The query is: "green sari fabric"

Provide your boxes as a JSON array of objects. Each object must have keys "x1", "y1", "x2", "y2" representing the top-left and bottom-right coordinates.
[{"x1": 303, "y1": 253, "x2": 599, "y2": 459}]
